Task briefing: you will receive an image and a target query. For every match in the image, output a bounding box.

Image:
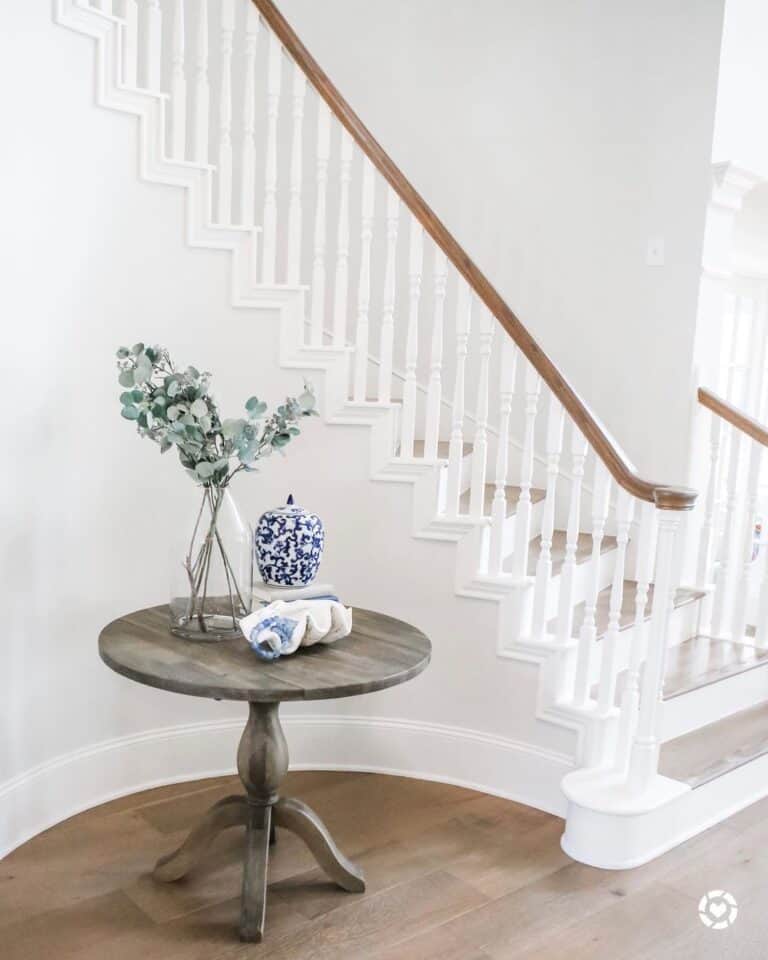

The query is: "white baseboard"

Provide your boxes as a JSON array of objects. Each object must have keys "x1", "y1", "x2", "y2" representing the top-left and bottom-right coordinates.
[{"x1": 0, "y1": 714, "x2": 572, "y2": 859}]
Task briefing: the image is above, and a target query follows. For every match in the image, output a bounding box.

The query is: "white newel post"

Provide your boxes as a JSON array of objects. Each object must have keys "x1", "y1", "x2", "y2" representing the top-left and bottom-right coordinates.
[
  {"x1": 192, "y1": 0, "x2": 209, "y2": 164},
  {"x1": 169, "y1": 0, "x2": 186, "y2": 160},
  {"x1": 696, "y1": 410, "x2": 722, "y2": 601},
  {"x1": 309, "y1": 101, "x2": 331, "y2": 345},
  {"x1": 286, "y1": 64, "x2": 306, "y2": 285},
  {"x1": 261, "y1": 29, "x2": 282, "y2": 283},
  {"x1": 423, "y1": 250, "x2": 448, "y2": 459},
  {"x1": 377, "y1": 186, "x2": 400, "y2": 403},
  {"x1": 122, "y1": 0, "x2": 139, "y2": 88},
  {"x1": 144, "y1": 0, "x2": 162, "y2": 92},
  {"x1": 488, "y1": 339, "x2": 518, "y2": 575},
  {"x1": 628, "y1": 507, "x2": 682, "y2": 794},
  {"x1": 555, "y1": 428, "x2": 588, "y2": 646},
  {"x1": 353, "y1": 157, "x2": 375, "y2": 399},
  {"x1": 597, "y1": 488, "x2": 635, "y2": 714},
  {"x1": 332, "y1": 129, "x2": 353, "y2": 347},
  {"x1": 445, "y1": 280, "x2": 472, "y2": 516},
  {"x1": 216, "y1": 0, "x2": 235, "y2": 224},
  {"x1": 240, "y1": 7, "x2": 258, "y2": 228},
  {"x1": 531, "y1": 394, "x2": 565, "y2": 640},
  {"x1": 468, "y1": 308, "x2": 495, "y2": 517},
  {"x1": 731, "y1": 438, "x2": 762, "y2": 649},
  {"x1": 712, "y1": 424, "x2": 743, "y2": 639},
  {"x1": 510, "y1": 365, "x2": 542, "y2": 577},
  {"x1": 399, "y1": 216, "x2": 423, "y2": 458},
  {"x1": 573, "y1": 461, "x2": 611, "y2": 705}
]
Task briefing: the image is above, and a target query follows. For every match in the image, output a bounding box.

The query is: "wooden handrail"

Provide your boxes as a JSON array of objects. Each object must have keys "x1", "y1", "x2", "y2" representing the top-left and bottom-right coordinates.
[
  {"x1": 251, "y1": 0, "x2": 697, "y2": 511},
  {"x1": 698, "y1": 387, "x2": 768, "y2": 447}
]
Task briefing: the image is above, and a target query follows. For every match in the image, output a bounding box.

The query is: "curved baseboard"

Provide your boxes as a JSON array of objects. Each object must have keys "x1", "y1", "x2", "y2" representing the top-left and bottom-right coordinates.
[{"x1": 0, "y1": 713, "x2": 571, "y2": 858}]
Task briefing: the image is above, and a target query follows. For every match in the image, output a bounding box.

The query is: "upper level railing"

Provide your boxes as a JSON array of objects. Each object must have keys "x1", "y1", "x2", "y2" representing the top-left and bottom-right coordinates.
[{"x1": 249, "y1": 0, "x2": 696, "y2": 513}]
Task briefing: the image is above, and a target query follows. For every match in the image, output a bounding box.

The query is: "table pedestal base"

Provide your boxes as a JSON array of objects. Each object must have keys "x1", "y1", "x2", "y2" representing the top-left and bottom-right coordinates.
[{"x1": 152, "y1": 702, "x2": 365, "y2": 942}]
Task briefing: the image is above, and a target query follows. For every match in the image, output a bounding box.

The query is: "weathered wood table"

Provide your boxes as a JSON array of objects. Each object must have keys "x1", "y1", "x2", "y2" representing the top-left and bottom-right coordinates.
[{"x1": 98, "y1": 604, "x2": 431, "y2": 942}]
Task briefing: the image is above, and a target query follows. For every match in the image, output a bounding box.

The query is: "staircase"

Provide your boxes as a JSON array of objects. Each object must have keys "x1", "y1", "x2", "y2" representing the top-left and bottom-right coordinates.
[{"x1": 54, "y1": 0, "x2": 768, "y2": 869}]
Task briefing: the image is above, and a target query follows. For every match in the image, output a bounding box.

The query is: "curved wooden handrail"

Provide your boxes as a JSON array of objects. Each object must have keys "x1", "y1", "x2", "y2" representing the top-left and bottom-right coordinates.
[
  {"x1": 698, "y1": 387, "x2": 768, "y2": 447},
  {"x1": 251, "y1": 0, "x2": 697, "y2": 511}
]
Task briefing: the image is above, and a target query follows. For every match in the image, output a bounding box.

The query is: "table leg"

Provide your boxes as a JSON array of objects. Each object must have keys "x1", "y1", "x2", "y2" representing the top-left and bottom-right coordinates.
[
  {"x1": 240, "y1": 804, "x2": 272, "y2": 942},
  {"x1": 153, "y1": 794, "x2": 248, "y2": 881}
]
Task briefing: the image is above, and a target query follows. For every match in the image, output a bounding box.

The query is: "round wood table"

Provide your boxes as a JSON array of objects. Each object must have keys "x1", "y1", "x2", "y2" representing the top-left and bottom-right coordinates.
[{"x1": 99, "y1": 604, "x2": 431, "y2": 942}]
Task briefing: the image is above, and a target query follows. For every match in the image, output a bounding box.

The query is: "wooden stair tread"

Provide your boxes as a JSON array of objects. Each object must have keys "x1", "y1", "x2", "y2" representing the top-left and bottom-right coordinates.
[
  {"x1": 458, "y1": 483, "x2": 546, "y2": 519},
  {"x1": 552, "y1": 581, "x2": 703, "y2": 641},
  {"x1": 395, "y1": 439, "x2": 472, "y2": 460},
  {"x1": 521, "y1": 531, "x2": 618, "y2": 578},
  {"x1": 659, "y1": 700, "x2": 768, "y2": 788},
  {"x1": 663, "y1": 635, "x2": 768, "y2": 699}
]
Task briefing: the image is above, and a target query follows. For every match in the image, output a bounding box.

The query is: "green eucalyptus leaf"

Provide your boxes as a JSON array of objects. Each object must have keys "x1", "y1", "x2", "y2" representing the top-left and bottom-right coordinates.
[
  {"x1": 119, "y1": 369, "x2": 135, "y2": 388},
  {"x1": 119, "y1": 391, "x2": 133, "y2": 405},
  {"x1": 116, "y1": 346, "x2": 130, "y2": 359},
  {"x1": 199, "y1": 415, "x2": 212, "y2": 433},
  {"x1": 134, "y1": 355, "x2": 153, "y2": 384},
  {"x1": 190, "y1": 398, "x2": 208, "y2": 418},
  {"x1": 121, "y1": 405, "x2": 140, "y2": 420},
  {"x1": 196, "y1": 461, "x2": 215, "y2": 479},
  {"x1": 160, "y1": 438, "x2": 173, "y2": 454},
  {"x1": 167, "y1": 405, "x2": 180, "y2": 421},
  {"x1": 131, "y1": 342, "x2": 145, "y2": 356}
]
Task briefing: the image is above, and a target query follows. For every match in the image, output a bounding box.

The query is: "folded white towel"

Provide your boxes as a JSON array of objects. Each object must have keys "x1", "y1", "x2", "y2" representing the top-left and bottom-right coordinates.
[
  {"x1": 252, "y1": 581, "x2": 337, "y2": 605},
  {"x1": 240, "y1": 597, "x2": 353, "y2": 661}
]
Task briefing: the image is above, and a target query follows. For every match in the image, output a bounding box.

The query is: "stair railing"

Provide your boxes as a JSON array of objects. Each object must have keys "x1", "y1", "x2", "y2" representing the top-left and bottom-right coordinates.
[{"x1": 84, "y1": 0, "x2": 699, "y2": 798}]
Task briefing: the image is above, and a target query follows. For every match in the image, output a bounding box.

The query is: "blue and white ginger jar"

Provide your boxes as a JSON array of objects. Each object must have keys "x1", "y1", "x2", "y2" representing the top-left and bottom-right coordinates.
[{"x1": 254, "y1": 495, "x2": 325, "y2": 586}]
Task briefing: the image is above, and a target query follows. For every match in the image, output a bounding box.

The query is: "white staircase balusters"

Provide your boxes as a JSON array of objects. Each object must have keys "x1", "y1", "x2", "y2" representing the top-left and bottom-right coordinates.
[
  {"x1": 353, "y1": 157, "x2": 375, "y2": 399},
  {"x1": 711, "y1": 423, "x2": 743, "y2": 639},
  {"x1": 377, "y1": 186, "x2": 400, "y2": 403},
  {"x1": 169, "y1": 0, "x2": 186, "y2": 160},
  {"x1": 573, "y1": 461, "x2": 611, "y2": 706},
  {"x1": 488, "y1": 339, "x2": 518, "y2": 575},
  {"x1": 309, "y1": 100, "x2": 331, "y2": 343},
  {"x1": 260, "y1": 29, "x2": 281, "y2": 283},
  {"x1": 509, "y1": 365, "x2": 542, "y2": 576},
  {"x1": 240, "y1": 6, "x2": 259, "y2": 227},
  {"x1": 696, "y1": 410, "x2": 722, "y2": 592},
  {"x1": 468, "y1": 307, "x2": 495, "y2": 517},
  {"x1": 531, "y1": 394, "x2": 565, "y2": 639},
  {"x1": 399, "y1": 215, "x2": 423, "y2": 458},
  {"x1": 192, "y1": 0, "x2": 209, "y2": 164},
  {"x1": 286, "y1": 64, "x2": 306, "y2": 285},
  {"x1": 423, "y1": 249, "x2": 448, "y2": 458},
  {"x1": 332, "y1": 129, "x2": 353, "y2": 347},
  {"x1": 445, "y1": 280, "x2": 472, "y2": 517},
  {"x1": 731, "y1": 437, "x2": 762, "y2": 649},
  {"x1": 628, "y1": 508, "x2": 683, "y2": 794},
  {"x1": 122, "y1": 0, "x2": 139, "y2": 88},
  {"x1": 555, "y1": 427, "x2": 589, "y2": 646},
  {"x1": 216, "y1": 0, "x2": 235, "y2": 223},
  {"x1": 144, "y1": 0, "x2": 162, "y2": 92},
  {"x1": 596, "y1": 488, "x2": 635, "y2": 715}
]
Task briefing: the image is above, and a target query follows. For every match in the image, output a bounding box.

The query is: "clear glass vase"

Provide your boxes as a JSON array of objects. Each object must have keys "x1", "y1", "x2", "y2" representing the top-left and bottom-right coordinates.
[{"x1": 170, "y1": 485, "x2": 253, "y2": 642}]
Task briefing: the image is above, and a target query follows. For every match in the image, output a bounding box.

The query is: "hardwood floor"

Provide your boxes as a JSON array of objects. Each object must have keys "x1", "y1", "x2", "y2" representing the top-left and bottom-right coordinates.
[{"x1": 2, "y1": 772, "x2": 767, "y2": 958}]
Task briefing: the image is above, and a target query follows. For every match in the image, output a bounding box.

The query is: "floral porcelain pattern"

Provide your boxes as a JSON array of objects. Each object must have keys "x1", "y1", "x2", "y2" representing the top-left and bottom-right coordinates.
[{"x1": 254, "y1": 495, "x2": 325, "y2": 586}]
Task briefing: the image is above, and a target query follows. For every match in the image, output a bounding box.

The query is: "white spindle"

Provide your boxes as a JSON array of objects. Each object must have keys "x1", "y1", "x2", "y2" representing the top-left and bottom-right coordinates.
[
  {"x1": 597, "y1": 489, "x2": 635, "y2": 714},
  {"x1": 712, "y1": 426, "x2": 743, "y2": 638},
  {"x1": 261, "y1": 29, "x2": 281, "y2": 284},
  {"x1": 332, "y1": 129, "x2": 353, "y2": 347},
  {"x1": 731, "y1": 438, "x2": 762, "y2": 647},
  {"x1": 423, "y1": 250, "x2": 448, "y2": 458},
  {"x1": 215, "y1": 0, "x2": 234, "y2": 222},
  {"x1": 445, "y1": 281, "x2": 472, "y2": 516},
  {"x1": 754, "y1": 532, "x2": 768, "y2": 649},
  {"x1": 573, "y1": 462, "x2": 611, "y2": 705},
  {"x1": 468, "y1": 308, "x2": 495, "y2": 516},
  {"x1": 240, "y1": 7, "x2": 259, "y2": 227},
  {"x1": 488, "y1": 339, "x2": 518, "y2": 575},
  {"x1": 122, "y1": 0, "x2": 139, "y2": 88},
  {"x1": 510, "y1": 365, "x2": 542, "y2": 576},
  {"x1": 309, "y1": 101, "x2": 331, "y2": 343},
  {"x1": 353, "y1": 157, "x2": 375, "y2": 399},
  {"x1": 614, "y1": 502, "x2": 655, "y2": 772},
  {"x1": 144, "y1": 0, "x2": 162, "y2": 92},
  {"x1": 696, "y1": 411, "x2": 722, "y2": 589},
  {"x1": 555, "y1": 428, "x2": 589, "y2": 646},
  {"x1": 629, "y1": 509, "x2": 682, "y2": 794},
  {"x1": 192, "y1": 0, "x2": 209, "y2": 164},
  {"x1": 169, "y1": 0, "x2": 186, "y2": 160},
  {"x1": 399, "y1": 216, "x2": 423, "y2": 458},
  {"x1": 377, "y1": 186, "x2": 400, "y2": 402},
  {"x1": 286, "y1": 65, "x2": 306, "y2": 285},
  {"x1": 531, "y1": 395, "x2": 565, "y2": 640}
]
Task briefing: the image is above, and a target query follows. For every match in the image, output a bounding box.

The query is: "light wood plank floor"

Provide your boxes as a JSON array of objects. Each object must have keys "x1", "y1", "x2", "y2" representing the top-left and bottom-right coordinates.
[{"x1": 2, "y1": 772, "x2": 766, "y2": 959}]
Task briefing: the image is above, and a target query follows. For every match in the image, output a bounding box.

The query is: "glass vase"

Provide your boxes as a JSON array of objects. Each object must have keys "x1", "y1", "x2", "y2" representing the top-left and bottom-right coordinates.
[{"x1": 170, "y1": 485, "x2": 253, "y2": 642}]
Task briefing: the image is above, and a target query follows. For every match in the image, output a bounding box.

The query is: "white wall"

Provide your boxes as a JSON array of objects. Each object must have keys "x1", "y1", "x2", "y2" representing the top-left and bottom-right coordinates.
[
  {"x1": 280, "y1": 0, "x2": 724, "y2": 483},
  {"x1": 712, "y1": 0, "x2": 768, "y2": 177}
]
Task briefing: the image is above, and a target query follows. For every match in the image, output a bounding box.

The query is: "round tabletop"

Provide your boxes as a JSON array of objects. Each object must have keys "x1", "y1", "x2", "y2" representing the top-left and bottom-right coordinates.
[{"x1": 99, "y1": 605, "x2": 431, "y2": 703}]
